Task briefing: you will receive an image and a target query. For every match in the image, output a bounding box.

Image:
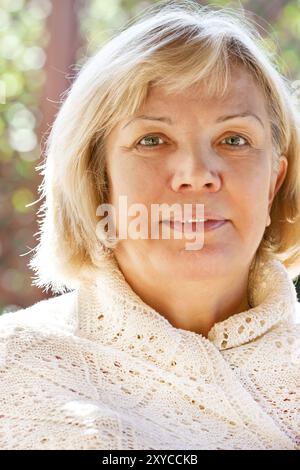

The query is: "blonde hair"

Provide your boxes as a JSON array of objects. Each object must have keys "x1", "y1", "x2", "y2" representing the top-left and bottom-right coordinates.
[{"x1": 29, "y1": 0, "x2": 300, "y2": 294}]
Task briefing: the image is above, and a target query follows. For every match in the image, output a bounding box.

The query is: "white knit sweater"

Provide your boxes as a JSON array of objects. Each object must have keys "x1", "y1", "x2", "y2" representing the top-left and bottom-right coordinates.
[{"x1": 0, "y1": 254, "x2": 299, "y2": 450}]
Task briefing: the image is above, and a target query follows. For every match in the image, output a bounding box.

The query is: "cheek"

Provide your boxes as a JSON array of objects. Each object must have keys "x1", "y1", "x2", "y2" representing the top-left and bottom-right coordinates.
[
  {"x1": 109, "y1": 155, "x2": 165, "y2": 204},
  {"x1": 229, "y1": 166, "x2": 271, "y2": 226}
]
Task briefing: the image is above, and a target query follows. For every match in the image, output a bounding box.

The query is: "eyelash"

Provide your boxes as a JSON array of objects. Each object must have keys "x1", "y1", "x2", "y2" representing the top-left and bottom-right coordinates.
[{"x1": 134, "y1": 133, "x2": 251, "y2": 151}]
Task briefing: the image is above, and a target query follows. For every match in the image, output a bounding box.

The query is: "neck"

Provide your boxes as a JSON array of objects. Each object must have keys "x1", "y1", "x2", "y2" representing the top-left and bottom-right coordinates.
[{"x1": 113, "y1": 248, "x2": 252, "y2": 338}]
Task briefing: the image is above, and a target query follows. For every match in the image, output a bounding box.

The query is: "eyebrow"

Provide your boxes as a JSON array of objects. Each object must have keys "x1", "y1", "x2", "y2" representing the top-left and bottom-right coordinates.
[
  {"x1": 122, "y1": 112, "x2": 265, "y2": 129},
  {"x1": 216, "y1": 112, "x2": 265, "y2": 129},
  {"x1": 122, "y1": 115, "x2": 172, "y2": 129}
]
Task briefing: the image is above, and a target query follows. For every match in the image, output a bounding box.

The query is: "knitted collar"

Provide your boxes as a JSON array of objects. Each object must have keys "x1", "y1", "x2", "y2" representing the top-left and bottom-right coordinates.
[{"x1": 76, "y1": 253, "x2": 298, "y2": 351}]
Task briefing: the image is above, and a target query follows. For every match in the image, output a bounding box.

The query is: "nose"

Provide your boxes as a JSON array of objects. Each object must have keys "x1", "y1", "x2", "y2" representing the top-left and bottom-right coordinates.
[{"x1": 170, "y1": 146, "x2": 222, "y2": 193}]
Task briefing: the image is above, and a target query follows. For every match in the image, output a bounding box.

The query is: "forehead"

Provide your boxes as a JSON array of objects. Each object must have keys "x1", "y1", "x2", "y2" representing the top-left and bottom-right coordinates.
[{"x1": 143, "y1": 66, "x2": 268, "y2": 117}]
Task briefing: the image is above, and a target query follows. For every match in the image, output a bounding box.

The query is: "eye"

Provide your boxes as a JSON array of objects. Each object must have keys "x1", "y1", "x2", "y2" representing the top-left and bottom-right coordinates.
[
  {"x1": 135, "y1": 134, "x2": 166, "y2": 150},
  {"x1": 133, "y1": 133, "x2": 250, "y2": 152},
  {"x1": 221, "y1": 134, "x2": 250, "y2": 147}
]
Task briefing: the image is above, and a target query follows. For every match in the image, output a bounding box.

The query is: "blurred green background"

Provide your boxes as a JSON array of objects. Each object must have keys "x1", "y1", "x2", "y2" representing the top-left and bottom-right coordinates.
[{"x1": 0, "y1": 0, "x2": 300, "y2": 314}]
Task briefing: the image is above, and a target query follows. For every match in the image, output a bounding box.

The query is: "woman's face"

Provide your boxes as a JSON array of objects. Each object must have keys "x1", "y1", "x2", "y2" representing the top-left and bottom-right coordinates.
[{"x1": 104, "y1": 66, "x2": 287, "y2": 280}]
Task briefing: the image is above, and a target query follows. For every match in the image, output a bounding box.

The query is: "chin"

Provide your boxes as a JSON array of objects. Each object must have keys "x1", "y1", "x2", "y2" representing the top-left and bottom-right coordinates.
[{"x1": 152, "y1": 243, "x2": 235, "y2": 280}]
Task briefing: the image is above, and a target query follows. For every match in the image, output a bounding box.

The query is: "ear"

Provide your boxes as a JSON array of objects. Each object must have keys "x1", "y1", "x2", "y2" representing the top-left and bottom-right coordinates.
[{"x1": 268, "y1": 155, "x2": 288, "y2": 212}]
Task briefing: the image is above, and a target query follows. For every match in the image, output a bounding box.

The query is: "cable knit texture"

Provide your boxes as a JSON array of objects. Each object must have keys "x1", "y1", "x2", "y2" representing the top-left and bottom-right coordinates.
[{"x1": 0, "y1": 253, "x2": 299, "y2": 450}]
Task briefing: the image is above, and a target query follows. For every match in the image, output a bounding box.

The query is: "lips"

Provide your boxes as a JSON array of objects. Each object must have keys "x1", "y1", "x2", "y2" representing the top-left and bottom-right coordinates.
[
  {"x1": 166, "y1": 217, "x2": 226, "y2": 223},
  {"x1": 161, "y1": 211, "x2": 227, "y2": 224},
  {"x1": 159, "y1": 205, "x2": 228, "y2": 227},
  {"x1": 162, "y1": 219, "x2": 228, "y2": 233},
  {"x1": 162, "y1": 216, "x2": 228, "y2": 223}
]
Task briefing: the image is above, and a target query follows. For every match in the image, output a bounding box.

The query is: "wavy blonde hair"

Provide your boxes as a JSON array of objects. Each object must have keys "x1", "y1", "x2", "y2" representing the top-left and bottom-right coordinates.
[{"x1": 29, "y1": 0, "x2": 300, "y2": 294}]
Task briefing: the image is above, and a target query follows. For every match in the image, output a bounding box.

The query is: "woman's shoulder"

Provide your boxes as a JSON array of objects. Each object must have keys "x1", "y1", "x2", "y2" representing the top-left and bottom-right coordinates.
[
  {"x1": 253, "y1": 302, "x2": 300, "y2": 352},
  {"x1": 0, "y1": 290, "x2": 78, "y2": 341}
]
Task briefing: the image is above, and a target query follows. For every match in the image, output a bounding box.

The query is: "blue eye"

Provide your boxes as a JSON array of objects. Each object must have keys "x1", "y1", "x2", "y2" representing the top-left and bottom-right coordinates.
[{"x1": 221, "y1": 135, "x2": 249, "y2": 147}]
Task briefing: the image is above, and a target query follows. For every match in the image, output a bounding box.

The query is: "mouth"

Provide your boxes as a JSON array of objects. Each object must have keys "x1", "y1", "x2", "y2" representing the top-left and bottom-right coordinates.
[{"x1": 161, "y1": 219, "x2": 228, "y2": 233}]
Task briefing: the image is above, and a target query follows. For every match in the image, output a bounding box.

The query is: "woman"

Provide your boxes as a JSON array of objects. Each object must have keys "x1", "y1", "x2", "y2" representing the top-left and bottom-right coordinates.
[{"x1": 0, "y1": 1, "x2": 300, "y2": 450}]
